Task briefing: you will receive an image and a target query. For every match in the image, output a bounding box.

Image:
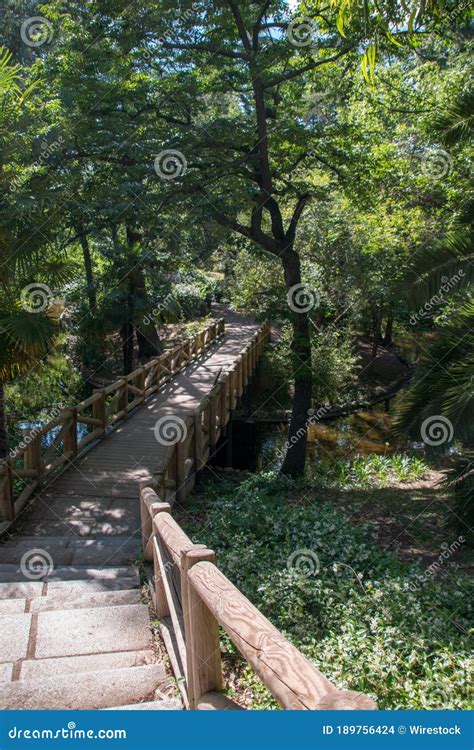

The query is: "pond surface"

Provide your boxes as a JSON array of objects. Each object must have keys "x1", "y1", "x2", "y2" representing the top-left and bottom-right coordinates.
[{"x1": 255, "y1": 409, "x2": 405, "y2": 472}]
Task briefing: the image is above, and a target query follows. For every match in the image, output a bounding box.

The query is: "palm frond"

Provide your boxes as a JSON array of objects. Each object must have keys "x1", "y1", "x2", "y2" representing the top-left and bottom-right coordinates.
[
  {"x1": 0, "y1": 310, "x2": 58, "y2": 380},
  {"x1": 432, "y1": 89, "x2": 474, "y2": 148},
  {"x1": 394, "y1": 301, "x2": 474, "y2": 453},
  {"x1": 406, "y1": 228, "x2": 474, "y2": 309}
]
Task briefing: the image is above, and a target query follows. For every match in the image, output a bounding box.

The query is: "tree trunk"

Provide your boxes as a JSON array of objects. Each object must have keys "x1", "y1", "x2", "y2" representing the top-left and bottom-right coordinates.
[
  {"x1": 372, "y1": 309, "x2": 382, "y2": 359},
  {"x1": 0, "y1": 381, "x2": 8, "y2": 459},
  {"x1": 382, "y1": 316, "x2": 394, "y2": 348},
  {"x1": 121, "y1": 321, "x2": 134, "y2": 374},
  {"x1": 77, "y1": 223, "x2": 96, "y2": 311},
  {"x1": 125, "y1": 225, "x2": 162, "y2": 358},
  {"x1": 280, "y1": 248, "x2": 313, "y2": 478}
]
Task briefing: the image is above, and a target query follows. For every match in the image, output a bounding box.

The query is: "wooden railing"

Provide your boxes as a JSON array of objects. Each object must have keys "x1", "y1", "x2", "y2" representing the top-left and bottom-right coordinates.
[
  {"x1": 138, "y1": 320, "x2": 377, "y2": 710},
  {"x1": 141, "y1": 487, "x2": 377, "y2": 711},
  {"x1": 0, "y1": 318, "x2": 226, "y2": 527}
]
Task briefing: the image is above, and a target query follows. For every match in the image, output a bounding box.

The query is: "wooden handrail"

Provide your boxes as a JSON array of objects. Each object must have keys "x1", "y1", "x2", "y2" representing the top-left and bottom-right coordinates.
[
  {"x1": 188, "y1": 562, "x2": 376, "y2": 710},
  {"x1": 0, "y1": 318, "x2": 226, "y2": 526},
  {"x1": 137, "y1": 320, "x2": 377, "y2": 711},
  {"x1": 143, "y1": 483, "x2": 377, "y2": 711}
]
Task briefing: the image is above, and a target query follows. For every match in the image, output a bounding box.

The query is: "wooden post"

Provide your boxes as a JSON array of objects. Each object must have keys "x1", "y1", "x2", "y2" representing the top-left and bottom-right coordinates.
[
  {"x1": 137, "y1": 367, "x2": 146, "y2": 405},
  {"x1": 63, "y1": 408, "x2": 77, "y2": 461},
  {"x1": 176, "y1": 439, "x2": 187, "y2": 503},
  {"x1": 117, "y1": 379, "x2": 127, "y2": 417},
  {"x1": 194, "y1": 411, "x2": 204, "y2": 471},
  {"x1": 220, "y1": 374, "x2": 229, "y2": 426},
  {"x1": 0, "y1": 462, "x2": 14, "y2": 521},
  {"x1": 209, "y1": 389, "x2": 219, "y2": 446},
  {"x1": 229, "y1": 365, "x2": 237, "y2": 411},
  {"x1": 30, "y1": 434, "x2": 43, "y2": 481},
  {"x1": 182, "y1": 548, "x2": 222, "y2": 709},
  {"x1": 152, "y1": 503, "x2": 172, "y2": 618},
  {"x1": 92, "y1": 389, "x2": 106, "y2": 434}
]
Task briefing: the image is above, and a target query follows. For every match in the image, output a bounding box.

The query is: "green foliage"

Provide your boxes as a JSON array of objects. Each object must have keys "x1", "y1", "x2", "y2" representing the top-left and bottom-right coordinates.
[
  {"x1": 309, "y1": 453, "x2": 429, "y2": 488},
  {"x1": 182, "y1": 472, "x2": 473, "y2": 709}
]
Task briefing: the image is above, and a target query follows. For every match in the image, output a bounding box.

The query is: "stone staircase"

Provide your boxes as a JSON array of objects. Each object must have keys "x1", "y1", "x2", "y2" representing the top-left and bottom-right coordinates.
[{"x1": 0, "y1": 536, "x2": 181, "y2": 710}]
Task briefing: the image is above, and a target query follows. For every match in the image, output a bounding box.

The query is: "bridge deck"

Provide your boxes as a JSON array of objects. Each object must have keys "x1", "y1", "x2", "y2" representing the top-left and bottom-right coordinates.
[
  {"x1": 0, "y1": 309, "x2": 260, "y2": 710},
  {"x1": 8, "y1": 310, "x2": 258, "y2": 550}
]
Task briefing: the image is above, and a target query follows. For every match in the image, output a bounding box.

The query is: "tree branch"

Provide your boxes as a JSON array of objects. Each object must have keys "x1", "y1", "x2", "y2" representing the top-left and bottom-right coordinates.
[{"x1": 264, "y1": 48, "x2": 352, "y2": 89}]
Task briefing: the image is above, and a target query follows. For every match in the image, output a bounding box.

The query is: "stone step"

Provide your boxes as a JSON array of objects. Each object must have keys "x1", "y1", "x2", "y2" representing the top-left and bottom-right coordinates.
[
  {"x1": 0, "y1": 564, "x2": 139, "y2": 584},
  {"x1": 0, "y1": 613, "x2": 31, "y2": 662},
  {"x1": 29, "y1": 587, "x2": 141, "y2": 613},
  {"x1": 0, "y1": 598, "x2": 26, "y2": 615},
  {"x1": 104, "y1": 699, "x2": 181, "y2": 710},
  {"x1": 0, "y1": 538, "x2": 140, "y2": 567},
  {"x1": 17, "y1": 649, "x2": 156, "y2": 681},
  {"x1": 0, "y1": 664, "x2": 167, "y2": 710},
  {"x1": 0, "y1": 576, "x2": 139, "y2": 601},
  {"x1": 35, "y1": 603, "x2": 153, "y2": 659},
  {"x1": 44, "y1": 576, "x2": 140, "y2": 600}
]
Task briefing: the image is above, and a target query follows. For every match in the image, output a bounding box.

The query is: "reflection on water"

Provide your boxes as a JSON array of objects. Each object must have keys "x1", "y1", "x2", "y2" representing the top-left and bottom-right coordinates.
[{"x1": 257, "y1": 410, "x2": 402, "y2": 471}]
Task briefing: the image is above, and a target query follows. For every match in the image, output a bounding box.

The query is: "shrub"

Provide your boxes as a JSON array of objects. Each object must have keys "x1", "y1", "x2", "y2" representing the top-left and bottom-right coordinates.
[{"x1": 181, "y1": 471, "x2": 472, "y2": 710}]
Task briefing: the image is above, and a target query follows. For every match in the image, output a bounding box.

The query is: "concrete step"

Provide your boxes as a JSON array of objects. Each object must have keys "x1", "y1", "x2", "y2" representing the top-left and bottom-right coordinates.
[
  {"x1": 44, "y1": 576, "x2": 140, "y2": 600},
  {"x1": 0, "y1": 664, "x2": 167, "y2": 710},
  {"x1": 29, "y1": 587, "x2": 141, "y2": 613},
  {"x1": 18, "y1": 649, "x2": 156, "y2": 681},
  {"x1": 0, "y1": 564, "x2": 139, "y2": 584},
  {"x1": 0, "y1": 598, "x2": 26, "y2": 615},
  {"x1": 35, "y1": 603, "x2": 153, "y2": 659},
  {"x1": 0, "y1": 581, "x2": 43, "y2": 600},
  {"x1": 0, "y1": 613, "x2": 31, "y2": 662},
  {"x1": 0, "y1": 538, "x2": 140, "y2": 567},
  {"x1": 104, "y1": 699, "x2": 181, "y2": 710}
]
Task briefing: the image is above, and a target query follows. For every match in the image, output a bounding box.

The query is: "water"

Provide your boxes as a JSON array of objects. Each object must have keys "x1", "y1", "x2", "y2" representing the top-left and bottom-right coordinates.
[{"x1": 255, "y1": 409, "x2": 404, "y2": 471}]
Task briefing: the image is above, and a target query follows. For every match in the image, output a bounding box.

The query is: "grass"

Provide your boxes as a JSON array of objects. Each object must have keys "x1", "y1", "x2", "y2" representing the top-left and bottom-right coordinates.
[{"x1": 176, "y1": 469, "x2": 473, "y2": 710}]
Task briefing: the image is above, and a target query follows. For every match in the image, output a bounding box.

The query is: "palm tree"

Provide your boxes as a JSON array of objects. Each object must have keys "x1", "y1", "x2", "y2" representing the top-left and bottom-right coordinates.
[
  {"x1": 0, "y1": 49, "x2": 62, "y2": 457},
  {"x1": 395, "y1": 87, "x2": 473, "y2": 535}
]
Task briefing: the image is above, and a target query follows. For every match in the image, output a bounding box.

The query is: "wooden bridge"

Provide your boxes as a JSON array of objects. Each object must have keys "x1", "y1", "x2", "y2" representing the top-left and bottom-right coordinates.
[{"x1": 0, "y1": 311, "x2": 375, "y2": 711}]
